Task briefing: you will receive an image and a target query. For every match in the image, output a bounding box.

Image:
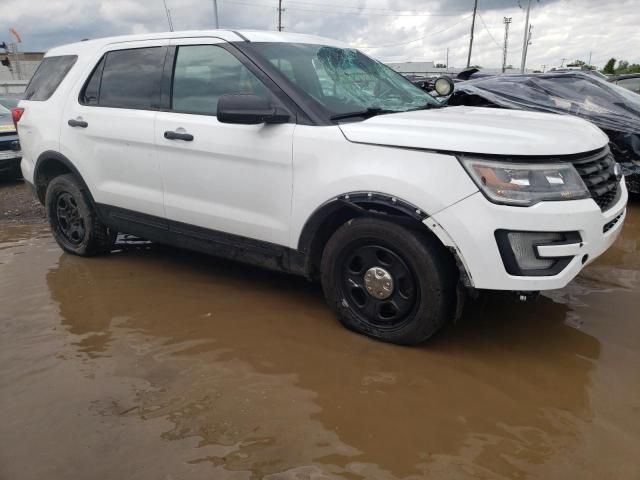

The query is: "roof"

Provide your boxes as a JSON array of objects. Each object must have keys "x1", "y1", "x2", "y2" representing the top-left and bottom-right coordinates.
[{"x1": 46, "y1": 30, "x2": 348, "y2": 56}]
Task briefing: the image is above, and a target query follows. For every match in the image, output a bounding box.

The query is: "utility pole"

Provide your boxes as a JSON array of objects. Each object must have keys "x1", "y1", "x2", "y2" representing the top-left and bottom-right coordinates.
[
  {"x1": 278, "y1": 0, "x2": 284, "y2": 31},
  {"x1": 212, "y1": 0, "x2": 219, "y2": 28},
  {"x1": 502, "y1": 17, "x2": 512, "y2": 73},
  {"x1": 560, "y1": 57, "x2": 567, "y2": 67},
  {"x1": 541, "y1": 63, "x2": 547, "y2": 72},
  {"x1": 520, "y1": 24, "x2": 533, "y2": 73},
  {"x1": 466, "y1": 0, "x2": 478, "y2": 68},
  {"x1": 446, "y1": 47, "x2": 449, "y2": 71},
  {"x1": 520, "y1": 0, "x2": 532, "y2": 73},
  {"x1": 588, "y1": 51, "x2": 592, "y2": 66}
]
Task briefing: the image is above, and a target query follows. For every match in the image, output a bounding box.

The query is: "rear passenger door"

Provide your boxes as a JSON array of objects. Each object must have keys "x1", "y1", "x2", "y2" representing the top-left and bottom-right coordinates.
[
  {"x1": 154, "y1": 38, "x2": 295, "y2": 246},
  {"x1": 60, "y1": 40, "x2": 168, "y2": 218}
]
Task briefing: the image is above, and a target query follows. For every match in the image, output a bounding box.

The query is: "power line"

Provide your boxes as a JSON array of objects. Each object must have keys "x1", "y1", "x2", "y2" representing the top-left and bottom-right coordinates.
[
  {"x1": 478, "y1": 13, "x2": 502, "y2": 50},
  {"x1": 357, "y1": 15, "x2": 473, "y2": 49},
  {"x1": 282, "y1": 0, "x2": 469, "y2": 15},
  {"x1": 223, "y1": 0, "x2": 469, "y2": 17}
]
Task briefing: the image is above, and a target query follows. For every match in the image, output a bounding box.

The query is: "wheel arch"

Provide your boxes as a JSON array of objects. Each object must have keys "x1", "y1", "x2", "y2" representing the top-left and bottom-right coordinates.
[
  {"x1": 33, "y1": 151, "x2": 93, "y2": 205},
  {"x1": 297, "y1": 192, "x2": 440, "y2": 279}
]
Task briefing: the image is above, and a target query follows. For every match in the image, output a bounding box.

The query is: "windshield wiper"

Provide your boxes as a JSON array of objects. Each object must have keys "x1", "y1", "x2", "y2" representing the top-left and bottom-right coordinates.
[{"x1": 330, "y1": 107, "x2": 395, "y2": 121}]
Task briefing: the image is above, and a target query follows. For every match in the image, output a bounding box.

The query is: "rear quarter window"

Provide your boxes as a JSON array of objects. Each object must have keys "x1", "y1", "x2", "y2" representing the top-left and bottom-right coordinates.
[{"x1": 24, "y1": 55, "x2": 78, "y2": 101}]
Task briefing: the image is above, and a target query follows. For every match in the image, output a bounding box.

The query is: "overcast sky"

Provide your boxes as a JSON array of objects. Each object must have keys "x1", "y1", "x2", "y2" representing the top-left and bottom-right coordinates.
[{"x1": 1, "y1": 0, "x2": 639, "y2": 70}]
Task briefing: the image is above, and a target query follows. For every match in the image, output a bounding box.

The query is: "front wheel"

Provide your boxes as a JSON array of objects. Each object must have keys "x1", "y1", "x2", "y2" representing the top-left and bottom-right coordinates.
[
  {"x1": 45, "y1": 174, "x2": 116, "y2": 256},
  {"x1": 320, "y1": 217, "x2": 457, "y2": 345}
]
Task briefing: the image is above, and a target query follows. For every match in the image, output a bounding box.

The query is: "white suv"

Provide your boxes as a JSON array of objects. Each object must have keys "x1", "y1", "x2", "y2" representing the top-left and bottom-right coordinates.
[{"x1": 16, "y1": 30, "x2": 627, "y2": 344}]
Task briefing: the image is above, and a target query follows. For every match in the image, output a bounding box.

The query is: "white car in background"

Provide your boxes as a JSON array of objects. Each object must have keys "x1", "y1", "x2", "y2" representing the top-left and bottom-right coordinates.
[{"x1": 15, "y1": 30, "x2": 627, "y2": 344}]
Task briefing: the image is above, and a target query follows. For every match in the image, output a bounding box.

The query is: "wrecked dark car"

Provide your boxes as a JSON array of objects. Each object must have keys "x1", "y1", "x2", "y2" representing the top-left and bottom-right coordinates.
[{"x1": 448, "y1": 72, "x2": 640, "y2": 193}]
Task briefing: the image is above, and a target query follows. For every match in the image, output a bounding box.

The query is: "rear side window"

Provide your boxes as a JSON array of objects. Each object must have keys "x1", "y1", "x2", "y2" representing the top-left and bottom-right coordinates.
[
  {"x1": 24, "y1": 55, "x2": 77, "y2": 101},
  {"x1": 84, "y1": 47, "x2": 165, "y2": 109},
  {"x1": 81, "y1": 56, "x2": 105, "y2": 106}
]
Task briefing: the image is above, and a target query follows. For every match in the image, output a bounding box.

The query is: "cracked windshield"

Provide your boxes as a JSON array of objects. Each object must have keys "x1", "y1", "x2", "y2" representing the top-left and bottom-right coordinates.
[{"x1": 253, "y1": 43, "x2": 440, "y2": 116}]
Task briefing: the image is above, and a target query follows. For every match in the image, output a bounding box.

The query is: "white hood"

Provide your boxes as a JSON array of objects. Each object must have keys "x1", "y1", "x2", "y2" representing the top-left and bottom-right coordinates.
[{"x1": 338, "y1": 106, "x2": 608, "y2": 156}]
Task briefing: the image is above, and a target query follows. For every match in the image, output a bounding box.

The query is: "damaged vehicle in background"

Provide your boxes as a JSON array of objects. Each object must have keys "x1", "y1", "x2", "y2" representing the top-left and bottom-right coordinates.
[
  {"x1": 609, "y1": 73, "x2": 640, "y2": 95},
  {"x1": 448, "y1": 71, "x2": 640, "y2": 194},
  {"x1": 0, "y1": 103, "x2": 22, "y2": 179}
]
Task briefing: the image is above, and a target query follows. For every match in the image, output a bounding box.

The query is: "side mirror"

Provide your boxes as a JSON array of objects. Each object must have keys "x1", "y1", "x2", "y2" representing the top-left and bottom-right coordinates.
[
  {"x1": 433, "y1": 76, "x2": 454, "y2": 96},
  {"x1": 217, "y1": 94, "x2": 290, "y2": 125}
]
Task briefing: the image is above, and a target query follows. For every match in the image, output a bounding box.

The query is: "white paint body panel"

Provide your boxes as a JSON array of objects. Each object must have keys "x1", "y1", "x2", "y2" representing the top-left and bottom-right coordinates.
[
  {"x1": 340, "y1": 107, "x2": 608, "y2": 156},
  {"x1": 155, "y1": 118, "x2": 294, "y2": 245},
  {"x1": 58, "y1": 40, "x2": 169, "y2": 217},
  {"x1": 289, "y1": 126, "x2": 478, "y2": 248}
]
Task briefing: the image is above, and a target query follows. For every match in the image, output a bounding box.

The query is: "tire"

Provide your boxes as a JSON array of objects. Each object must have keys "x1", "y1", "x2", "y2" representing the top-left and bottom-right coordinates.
[
  {"x1": 45, "y1": 174, "x2": 116, "y2": 256},
  {"x1": 320, "y1": 217, "x2": 457, "y2": 345}
]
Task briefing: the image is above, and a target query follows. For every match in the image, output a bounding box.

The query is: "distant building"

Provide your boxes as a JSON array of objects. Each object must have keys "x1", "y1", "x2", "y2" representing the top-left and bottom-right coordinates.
[
  {"x1": 386, "y1": 61, "x2": 533, "y2": 78},
  {"x1": 0, "y1": 51, "x2": 44, "y2": 92},
  {"x1": 386, "y1": 61, "x2": 436, "y2": 73}
]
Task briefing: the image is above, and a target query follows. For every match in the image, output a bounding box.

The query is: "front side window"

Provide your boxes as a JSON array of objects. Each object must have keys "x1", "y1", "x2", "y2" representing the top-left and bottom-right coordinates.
[
  {"x1": 247, "y1": 43, "x2": 439, "y2": 117},
  {"x1": 24, "y1": 55, "x2": 77, "y2": 101},
  {"x1": 98, "y1": 47, "x2": 165, "y2": 109},
  {"x1": 172, "y1": 45, "x2": 270, "y2": 116}
]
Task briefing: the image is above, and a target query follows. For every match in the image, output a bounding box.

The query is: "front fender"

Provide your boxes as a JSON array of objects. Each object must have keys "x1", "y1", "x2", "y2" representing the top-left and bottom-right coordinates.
[{"x1": 290, "y1": 125, "x2": 478, "y2": 249}]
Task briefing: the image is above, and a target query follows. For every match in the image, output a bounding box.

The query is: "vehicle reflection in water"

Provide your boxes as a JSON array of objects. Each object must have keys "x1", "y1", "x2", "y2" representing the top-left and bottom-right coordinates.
[{"x1": 0, "y1": 202, "x2": 638, "y2": 479}]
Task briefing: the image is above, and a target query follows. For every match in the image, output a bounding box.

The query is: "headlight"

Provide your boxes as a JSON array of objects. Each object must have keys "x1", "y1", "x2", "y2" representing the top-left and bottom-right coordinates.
[{"x1": 460, "y1": 157, "x2": 590, "y2": 206}]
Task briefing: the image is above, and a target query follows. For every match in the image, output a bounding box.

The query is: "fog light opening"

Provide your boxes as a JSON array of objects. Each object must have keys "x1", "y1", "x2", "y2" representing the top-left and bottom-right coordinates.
[
  {"x1": 495, "y1": 230, "x2": 581, "y2": 277},
  {"x1": 506, "y1": 232, "x2": 563, "y2": 270},
  {"x1": 582, "y1": 254, "x2": 589, "y2": 265}
]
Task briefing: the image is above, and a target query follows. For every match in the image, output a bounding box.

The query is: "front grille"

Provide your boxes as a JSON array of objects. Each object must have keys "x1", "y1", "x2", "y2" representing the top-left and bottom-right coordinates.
[{"x1": 571, "y1": 147, "x2": 619, "y2": 211}]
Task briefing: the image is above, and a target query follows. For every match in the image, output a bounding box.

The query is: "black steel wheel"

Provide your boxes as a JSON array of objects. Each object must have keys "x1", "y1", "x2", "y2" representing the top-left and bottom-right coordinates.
[
  {"x1": 340, "y1": 244, "x2": 419, "y2": 330},
  {"x1": 321, "y1": 217, "x2": 457, "y2": 345},
  {"x1": 55, "y1": 192, "x2": 86, "y2": 245},
  {"x1": 45, "y1": 174, "x2": 116, "y2": 256}
]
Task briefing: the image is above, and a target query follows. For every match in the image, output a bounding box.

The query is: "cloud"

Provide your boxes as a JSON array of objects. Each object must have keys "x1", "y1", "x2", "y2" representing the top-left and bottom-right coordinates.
[{"x1": 0, "y1": 0, "x2": 638, "y2": 70}]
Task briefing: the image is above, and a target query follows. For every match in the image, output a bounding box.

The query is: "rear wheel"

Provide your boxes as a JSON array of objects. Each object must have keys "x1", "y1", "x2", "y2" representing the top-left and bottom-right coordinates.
[
  {"x1": 320, "y1": 217, "x2": 457, "y2": 345},
  {"x1": 45, "y1": 174, "x2": 116, "y2": 256}
]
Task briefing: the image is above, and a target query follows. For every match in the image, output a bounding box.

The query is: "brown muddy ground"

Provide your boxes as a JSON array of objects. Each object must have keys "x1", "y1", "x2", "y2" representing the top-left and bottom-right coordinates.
[
  {"x1": 0, "y1": 178, "x2": 45, "y2": 224},
  {"x1": 1, "y1": 178, "x2": 639, "y2": 480}
]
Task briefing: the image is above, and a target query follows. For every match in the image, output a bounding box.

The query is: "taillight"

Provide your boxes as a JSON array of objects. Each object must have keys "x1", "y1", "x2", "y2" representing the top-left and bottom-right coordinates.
[{"x1": 11, "y1": 107, "x2": 24, "y2": 130}]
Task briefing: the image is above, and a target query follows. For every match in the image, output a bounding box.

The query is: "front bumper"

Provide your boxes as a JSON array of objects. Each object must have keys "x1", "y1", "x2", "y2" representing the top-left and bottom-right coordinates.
[{"x1": 427, "y1": 179, "x2": 628, "y2": 291}]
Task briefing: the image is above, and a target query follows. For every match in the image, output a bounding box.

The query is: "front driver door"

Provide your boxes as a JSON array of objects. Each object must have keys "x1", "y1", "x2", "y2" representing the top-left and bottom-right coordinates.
[{"x1": 155, "y1": 38, "x2": 295, "y2": 246}]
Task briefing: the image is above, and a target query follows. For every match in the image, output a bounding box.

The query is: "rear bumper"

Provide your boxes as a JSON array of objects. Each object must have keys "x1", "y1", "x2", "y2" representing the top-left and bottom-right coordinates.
[
  {"x1": 0, "y1": 150, "x2": 21, "y2": 171},
  {"x1": 428, "y1": 179, "x2": 628, "y2": 291}
]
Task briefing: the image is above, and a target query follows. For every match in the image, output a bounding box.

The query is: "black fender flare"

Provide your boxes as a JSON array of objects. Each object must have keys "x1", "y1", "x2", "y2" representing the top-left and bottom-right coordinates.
[
  {"x1": 297, "y1": 191, "x2": 429, "y2": 255},
  {"x1": 33, "y1": 151, "x2": 95, "y2": 204}
]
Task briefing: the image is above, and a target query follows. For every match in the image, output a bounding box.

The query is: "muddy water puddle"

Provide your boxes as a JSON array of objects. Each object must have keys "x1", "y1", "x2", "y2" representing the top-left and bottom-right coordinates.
[{"x1": 1, "y1": 205, "x2": 639, "y2": 480}]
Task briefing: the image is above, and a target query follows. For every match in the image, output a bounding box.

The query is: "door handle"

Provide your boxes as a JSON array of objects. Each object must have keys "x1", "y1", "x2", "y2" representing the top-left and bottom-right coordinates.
[
  {"x1": 164, "y1": 130, "x2": 194, "y2": 141},
  {"x1": 68, "y1": 119, "x2": 88, "y2": 128}
]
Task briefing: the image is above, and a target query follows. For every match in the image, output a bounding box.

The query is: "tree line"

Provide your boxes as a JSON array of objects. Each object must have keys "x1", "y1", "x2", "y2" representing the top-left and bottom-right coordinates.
[{"x1": 601, "y1": 58, "x2": 640, "y2": 75}]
